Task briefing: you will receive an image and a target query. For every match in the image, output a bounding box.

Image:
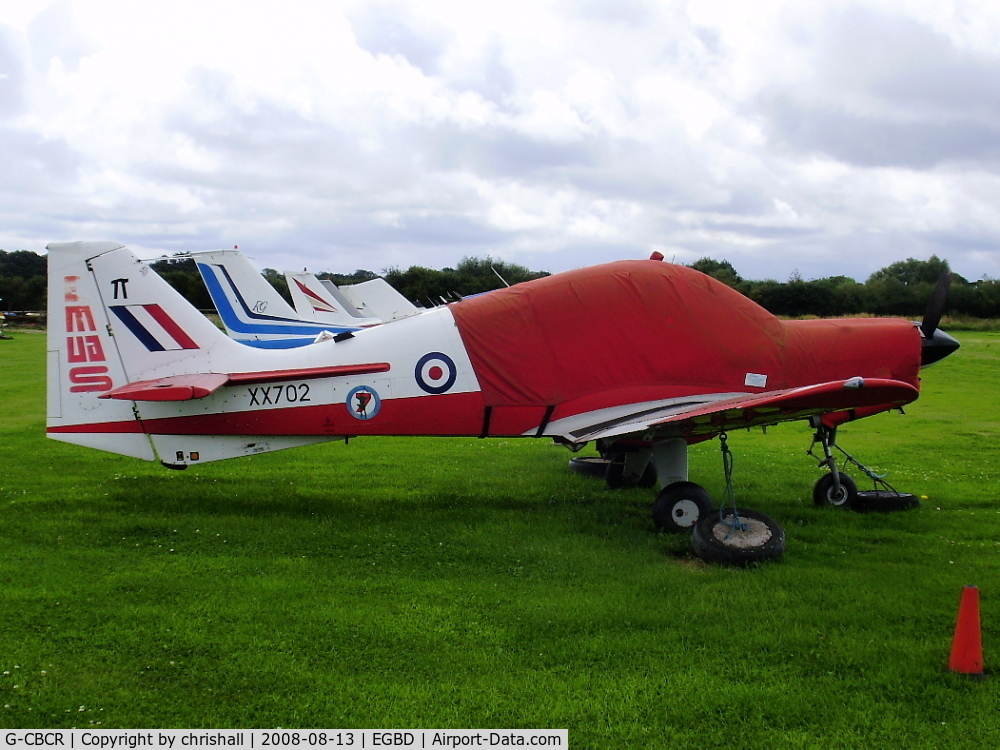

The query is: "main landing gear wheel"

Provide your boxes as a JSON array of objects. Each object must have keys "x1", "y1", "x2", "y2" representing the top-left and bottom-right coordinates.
[
  {"x1": 653, "y1": 482, "x2": 714, "y2": 533},
  {"x1": 813, "y1": 473, "x2": 859, "y2": 508},
  {"x1": 567, "y1": 455, "x2": 657, "y2": 488},
  {"x1": 691, "y1": 508, "x2": 786, "y2": 566},
  {"x1": 604, "y1": 452, "x2": 657, "y2": 489}
]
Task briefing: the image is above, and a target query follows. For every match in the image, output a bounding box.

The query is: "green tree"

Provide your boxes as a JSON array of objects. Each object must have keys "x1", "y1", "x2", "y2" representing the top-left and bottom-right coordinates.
[
  {"x1": 0, "y1": 274, "x2": 45, "y2": 311},
  {"x1": 863, "y1": 256, "x2": 958, "y2": 317},
  {"x1": 0, "y1": 250, "x2": 47, "y2": 310},
  {"x1": 451, "y1": 256, "x2": 548, "y2": 295},
  {"x1": 689, "y1": 258, "x2": 743, "y2": 288},
  {"x1": 867, "y1": 255, "x2": 951, "y2": 286},
  {"x1": 149, "y1": 257, "x2": 215, "y2": 309},
  {"x1": 0, "y1": 250, "x2": 46, "y2": 279},
  {"x1": 318, "y1": 269, "x2": 380, "y2": 286},
  {"x1": 383, "y1": 266, "x2": 453, "y2": 307},
  {"x1": 383, "y1": 256, "x2": 549, "y2": 305},
  {"x1": 261, "y1": 268, "x2": 293, "y2": 305},
  {"x1": 949, "y1": 277, "x2": 1000, "y2": 319}
]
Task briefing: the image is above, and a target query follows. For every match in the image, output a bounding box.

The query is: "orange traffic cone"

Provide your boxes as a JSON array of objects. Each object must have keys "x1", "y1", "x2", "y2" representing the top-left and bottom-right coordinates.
[{"x1": 948, "y1": 585, "x2": 985, "y2": 677}]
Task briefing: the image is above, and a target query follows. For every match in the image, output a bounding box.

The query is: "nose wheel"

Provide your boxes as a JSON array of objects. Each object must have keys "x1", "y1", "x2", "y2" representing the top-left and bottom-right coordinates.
[
  {"x1": 813, "y1": 471, "x2": 859, "y2": 508},
  {"x1": 808, "y1": 424, "x2": 859, "y2": 509},
  {"x1": 807, "y1": 421, "x2": 918, "y2": 512}
]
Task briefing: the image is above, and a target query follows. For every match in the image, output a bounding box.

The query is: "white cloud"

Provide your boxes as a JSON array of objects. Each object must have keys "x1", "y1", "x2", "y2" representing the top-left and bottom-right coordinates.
[{"x1": 0, "y1": 0, "x2": 998, "y2": 285}]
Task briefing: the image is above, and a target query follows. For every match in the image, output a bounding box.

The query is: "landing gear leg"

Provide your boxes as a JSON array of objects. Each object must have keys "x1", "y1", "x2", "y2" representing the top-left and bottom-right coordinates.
[
  {"x1": 809, "y1": 422, "x2": 858, "y2": 508},
  {"x1": 649, "y1": 439, "x2": 688, "y2": 488},
  {"x1": 648, "y1": 439, "x2": 714, "y2": 533},
  {"x1": 807, "y1": 422, "x2": 918, "y2": 513}
]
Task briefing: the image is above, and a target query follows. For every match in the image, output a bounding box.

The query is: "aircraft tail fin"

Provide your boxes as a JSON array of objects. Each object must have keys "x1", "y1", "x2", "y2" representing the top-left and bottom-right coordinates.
[
  {"x1": 338, "y1": 277, "x2": 421, "y2": 321},
  {"x1": 46, "y1": 241, "x2": 241, "y2": 459},
  {"x1": 47, "y1": 242, "x2": 343, "y2": 466},
  {"x1": 285, "y1": 270, "x2": 382, "y2": 326},
  {"x1": 189, "y1": 249, "x2": 352, "y2": 347}
]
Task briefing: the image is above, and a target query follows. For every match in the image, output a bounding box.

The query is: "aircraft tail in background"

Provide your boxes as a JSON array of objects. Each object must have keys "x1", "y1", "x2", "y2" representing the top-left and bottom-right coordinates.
[
  {"x1": 335, "y1": 277, "x2": 421, "y2": 322},
  {"x1": 284, "y1": 270, "x2": 383, "y2": 327},
  {"x1": 188, "y1": 249, "x2": 358, "y2": 348}
]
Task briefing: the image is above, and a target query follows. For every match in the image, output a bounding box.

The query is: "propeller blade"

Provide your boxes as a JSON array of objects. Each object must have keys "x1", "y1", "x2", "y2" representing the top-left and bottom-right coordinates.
[{"x1": 920, "y1": 271, "x2": 952, "y2": 338}]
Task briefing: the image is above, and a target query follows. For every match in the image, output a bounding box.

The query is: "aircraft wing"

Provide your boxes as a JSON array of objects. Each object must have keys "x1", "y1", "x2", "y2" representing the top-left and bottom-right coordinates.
[{"x1": 549, "y1": 378, "x2": 919, "y2": 444}]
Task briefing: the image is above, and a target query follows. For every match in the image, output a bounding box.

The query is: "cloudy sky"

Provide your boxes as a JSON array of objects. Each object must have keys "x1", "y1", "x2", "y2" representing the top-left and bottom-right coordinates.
[{"x1": 2, "y1": 0, "x2": 1000, "y2": 282}]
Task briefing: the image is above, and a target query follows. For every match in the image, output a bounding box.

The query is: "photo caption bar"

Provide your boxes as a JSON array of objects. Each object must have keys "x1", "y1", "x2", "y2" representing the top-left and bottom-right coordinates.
[{"x1": 2, "y1": 730, "x2": 567, "y2": 749}]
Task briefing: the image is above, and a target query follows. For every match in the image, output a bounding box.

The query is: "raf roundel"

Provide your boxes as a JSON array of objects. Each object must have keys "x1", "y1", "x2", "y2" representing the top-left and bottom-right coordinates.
[
  {"x1": 415, "y1": 352, "x2": 457, "y2": 394},
  {"x1": 346, "y1": 385, "x2": 382, "y2": 420}
]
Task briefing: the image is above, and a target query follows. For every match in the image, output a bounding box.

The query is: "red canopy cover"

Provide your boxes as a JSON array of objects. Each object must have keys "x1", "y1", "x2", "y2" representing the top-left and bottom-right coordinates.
[{"x1": 450, "y1": 260, "x2": 920, "y2": 410}]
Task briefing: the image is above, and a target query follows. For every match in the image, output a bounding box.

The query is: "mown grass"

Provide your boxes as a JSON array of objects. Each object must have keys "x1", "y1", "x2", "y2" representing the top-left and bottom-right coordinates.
[
  {"x1": 1, "y1": 330, "x2": 998, "y2": 745},
  {"x1": 940, "y1": 316, "x2": 1000, "y2": 332}
]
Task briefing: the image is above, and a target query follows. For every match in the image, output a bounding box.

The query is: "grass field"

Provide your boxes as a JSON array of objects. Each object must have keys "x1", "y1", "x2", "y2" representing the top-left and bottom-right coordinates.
[{"x1": 1, "y1": 329, "x2": 998, "y2": 745}]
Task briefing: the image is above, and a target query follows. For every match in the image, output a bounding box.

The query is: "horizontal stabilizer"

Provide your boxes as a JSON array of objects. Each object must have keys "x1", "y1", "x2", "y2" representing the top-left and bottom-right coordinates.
[
  {"x1": 99, "y1": 363, "x2": 392, "y2": 401},
  {"x1": 227, "y1": 362, "x2": 391, "y2": 385},
  {"x1": 100, "y1": 373, "x2": 230, "y2": 401}
]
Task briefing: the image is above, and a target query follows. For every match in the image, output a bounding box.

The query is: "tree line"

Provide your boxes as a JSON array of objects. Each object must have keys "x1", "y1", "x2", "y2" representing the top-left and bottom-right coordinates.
[
  {"x1": 0, "y1": 250, "x2": 46, "y2": 311},
  {"x1": 149, "y1": 255, "x2": 551, "y2": 309},
  {"x1": 689, "y1": 256, "x2": 1000, "y2": 319},
  {"x1": 3, "y1": 248, "x2": 999, "y2": 320}
]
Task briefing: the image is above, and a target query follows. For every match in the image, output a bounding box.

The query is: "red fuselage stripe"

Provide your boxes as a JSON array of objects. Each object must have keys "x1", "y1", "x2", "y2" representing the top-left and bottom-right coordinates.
[
  {"x1": 50, "y1": 391, "x2": 488, "y2": 437},
  {"x1": 49, "y1": 421, "x2": 145, "y2": 434}
]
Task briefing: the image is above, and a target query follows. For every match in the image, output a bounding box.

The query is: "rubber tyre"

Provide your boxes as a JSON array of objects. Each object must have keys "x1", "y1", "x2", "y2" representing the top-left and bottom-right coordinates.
[
  {"x1": 653, "y1": 482, "x2": 714, "y2": 533},
  {"x1": 813, "y1": 473, "x2": 859, "y2": 508},
  {"x1": 853, "y1": 490, "x2": 920, "y2": 514},
  {"x1": 568, "y1": 456, "x2": 610, "y2": 479},
  {"x1": 604, "y1": 453, "x2": 657, "y2": 489},
  {"x1": 691, "y1": 508, "x2": 786, "y2": 566}
]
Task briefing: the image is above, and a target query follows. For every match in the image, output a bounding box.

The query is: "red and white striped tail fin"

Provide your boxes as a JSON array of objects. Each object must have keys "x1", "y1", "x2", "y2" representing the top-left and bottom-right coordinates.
[
  {"x1": 47, "y1": 241, "x2": 152, "y2": 458},
  {"x1": 46, "y1": 241, "x2": 242, "y2": 460}
]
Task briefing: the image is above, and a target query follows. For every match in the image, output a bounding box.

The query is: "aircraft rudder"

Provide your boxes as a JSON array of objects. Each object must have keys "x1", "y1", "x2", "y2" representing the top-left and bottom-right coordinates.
[
  {"x1": 191, "y1": 249, "x2": 300, "y2": 325},
  {"x1": 46, "y1": 241, "x2": 155, "y2": 460}
]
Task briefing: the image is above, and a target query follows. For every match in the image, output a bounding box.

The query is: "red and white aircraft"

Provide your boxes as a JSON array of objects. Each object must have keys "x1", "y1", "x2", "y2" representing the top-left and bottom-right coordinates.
[{"x1": 47, "y1": 241, "x2": 958, "y2": 563}]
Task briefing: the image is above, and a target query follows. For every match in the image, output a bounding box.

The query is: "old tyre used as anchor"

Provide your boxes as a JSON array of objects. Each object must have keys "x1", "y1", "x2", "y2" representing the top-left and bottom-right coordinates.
[
  {"x1": 852, "y1": 490, "x2": 920, "y2": 513},
  {"x1": 568, "y1": 455, "x2": 611, "y2": 479},
  {"x1": 691, "y1": 507, "x2": 786, "y2": 566}
]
